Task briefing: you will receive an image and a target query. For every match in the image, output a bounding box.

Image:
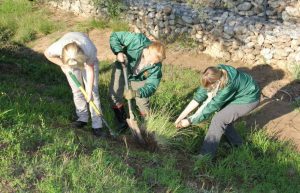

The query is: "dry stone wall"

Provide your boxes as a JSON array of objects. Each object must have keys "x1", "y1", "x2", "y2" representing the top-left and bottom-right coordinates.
[{"x1": 48, "y1": 0, "x2": 300, "y2": 70}]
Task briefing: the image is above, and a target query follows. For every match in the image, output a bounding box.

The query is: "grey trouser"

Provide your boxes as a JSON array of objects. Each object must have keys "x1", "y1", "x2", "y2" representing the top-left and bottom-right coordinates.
[
  {"x1": 61, "y1": 62, "x2": 103, "y2": 128},
  {"x1": 109, "y1": 63, "x2": 150, "y2": 114},
  {"x1": 200, "y1": 100, "x2": 260, "y2": 157}
]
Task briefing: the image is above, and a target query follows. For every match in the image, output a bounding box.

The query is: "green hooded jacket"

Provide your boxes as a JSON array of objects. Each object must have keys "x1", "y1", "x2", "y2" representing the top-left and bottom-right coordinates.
[
  {"x1": 110, "y1": 32, "x2": 162, "y2": 98},
  {"x1": 189, "y1": 64, "x2": 260, "y2": 125}
]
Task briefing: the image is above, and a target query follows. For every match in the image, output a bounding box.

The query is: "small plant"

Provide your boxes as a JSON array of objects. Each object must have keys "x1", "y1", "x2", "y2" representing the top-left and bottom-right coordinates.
[
  {"x1": 93, "y1": 0, "x2": 124, "y2": 18},
  {"x1": 174, "y1": 34, "x2": 198, "y2": 51},
  {"x1": 290, "y1": 63, "x2": 300, "y2": 80},
  {"x1": 145, "y1": 106, "x2": 183, "y2": 147},
  {"x1": 74, "y1": 17, "x2": 129, "y2": 33}
]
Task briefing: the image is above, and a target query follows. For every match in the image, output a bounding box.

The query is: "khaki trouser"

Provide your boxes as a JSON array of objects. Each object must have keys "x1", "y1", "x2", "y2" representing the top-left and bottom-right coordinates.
[
  {"x1": 61, "y1": 62, "x2": 103, "y2": 128},
  {"x1": 109, "y1": 62, "x2": 150, "y2": 115}
]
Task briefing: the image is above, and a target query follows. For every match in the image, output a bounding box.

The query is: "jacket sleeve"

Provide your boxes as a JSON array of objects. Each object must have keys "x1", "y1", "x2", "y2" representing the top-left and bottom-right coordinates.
[
  {"x1": 109, "y1": 32, "x2": 136, "y2": 54},
  {"x1": 193, "y1": 87, "x2": 208, "y2": 103},
  {"x1": 189, "y1": 84, "x2": 237, "y2": 125},
  {"x1": 137, "y1": 65, "x2": 162, "y2": 98}
]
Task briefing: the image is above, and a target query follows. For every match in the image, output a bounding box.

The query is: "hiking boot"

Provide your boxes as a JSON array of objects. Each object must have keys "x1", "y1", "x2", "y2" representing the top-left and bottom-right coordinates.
[
  {"x1": 72, "y1": 121, "x2": 87, "y2": 128},
  {"x1": 112, "y1": 106, "x2": 129, "y2": 134},
  {"x1": 92, "y1": 128, "x2": 108, "y2": 137}
]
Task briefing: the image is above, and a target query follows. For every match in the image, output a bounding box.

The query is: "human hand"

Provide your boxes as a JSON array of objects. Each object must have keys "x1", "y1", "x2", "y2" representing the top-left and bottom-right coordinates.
[
  {"x1": 175, "y1": 119, "x2": 191, "y2": 129},
  {"x1": 117, "y1": 52, "x2": 125, "y2": 63},
  {"x1": 124, "y1": 89, "x2": 137, "y2": 100}
]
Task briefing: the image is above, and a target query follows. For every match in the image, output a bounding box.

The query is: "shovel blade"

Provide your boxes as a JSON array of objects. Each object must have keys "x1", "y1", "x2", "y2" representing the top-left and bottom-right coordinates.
[{"x1": 126, "y1": 118, "x2": 146, "y2": 145}]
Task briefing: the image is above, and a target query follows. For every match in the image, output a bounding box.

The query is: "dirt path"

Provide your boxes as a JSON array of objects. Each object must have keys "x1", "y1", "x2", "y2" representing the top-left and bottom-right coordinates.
[{"x1": 29, "y1": 11, "x2": 300, "y2": 152}]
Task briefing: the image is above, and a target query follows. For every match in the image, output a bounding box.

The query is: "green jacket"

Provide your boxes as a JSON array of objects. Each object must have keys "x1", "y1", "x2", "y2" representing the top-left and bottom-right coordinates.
[
  {"x1": 189, "y1": 64, "x2": 260, "y2": 125},
  {"x1": 110, "y1": 32, "x2": 162, "y2": 98}
]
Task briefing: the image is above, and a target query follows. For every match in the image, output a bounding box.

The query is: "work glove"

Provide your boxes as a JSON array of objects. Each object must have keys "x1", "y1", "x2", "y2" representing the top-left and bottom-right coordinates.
[
  {"x1": 175, "y1": 118, "x2": 191, "y2": 129},
  {"x1": 124, "y1": 89, "x2": 139, "y2": 100}
]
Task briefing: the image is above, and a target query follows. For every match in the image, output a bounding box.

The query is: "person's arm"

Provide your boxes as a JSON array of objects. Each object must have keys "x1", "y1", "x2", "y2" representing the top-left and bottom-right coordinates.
[
  {"x1": 175, "y1": 99, "x2": 199, "y2": 126},
  {"x1": 84, "y1": 63, "x2": 94, "y2": 102},
  {"x1": 44, "y1": 41, "x2": 64, "y2": 66},
  {"x1": 44, "y1": 50, "x2": 64, "y2": 66},
  {"x1": 189, "y1": 85, "x2": 237, "y2": 125},
  {"x1": 109, "y1": 32, "x2": 136, "y2": 54},
  {"x1": 137, "y1": 65, "x2": 162, "y2": 98}
]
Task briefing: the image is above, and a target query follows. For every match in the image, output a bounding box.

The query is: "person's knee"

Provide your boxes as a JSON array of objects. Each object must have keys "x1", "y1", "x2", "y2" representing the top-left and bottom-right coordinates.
[{"x1": 211, "y1": 114, "x2": 225, "y2": 126}]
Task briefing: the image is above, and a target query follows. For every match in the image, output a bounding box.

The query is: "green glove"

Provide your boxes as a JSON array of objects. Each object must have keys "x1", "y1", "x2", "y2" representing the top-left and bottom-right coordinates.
[{"x1": 124, "y1": 89, "x2": 139, "y2": 100}]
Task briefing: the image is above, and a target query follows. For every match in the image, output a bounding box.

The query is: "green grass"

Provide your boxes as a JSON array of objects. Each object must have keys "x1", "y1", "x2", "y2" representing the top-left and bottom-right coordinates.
[
  {"x1": 290, "y1": 63, "x2": 300, "y2": 80},
  {"x1": 1, "y1": 52, "x2": 299, "y2": 192},
  {"x1": 0, "y1": 0, "x2": 61, "y2": 44}
]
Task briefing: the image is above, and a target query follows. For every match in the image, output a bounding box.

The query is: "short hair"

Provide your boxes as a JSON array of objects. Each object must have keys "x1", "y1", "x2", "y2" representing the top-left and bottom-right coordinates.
[
  {"x1": 148, "y1": 41, "x2": 166, "y2": 63},
  {"x1": 61, "y1": 42, "x2": 86, "y2": 68}
]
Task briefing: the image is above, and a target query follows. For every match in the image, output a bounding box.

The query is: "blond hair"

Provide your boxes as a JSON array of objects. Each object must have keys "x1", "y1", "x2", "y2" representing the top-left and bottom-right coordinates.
[
  {"x1": 201, "y1": 67, "x2": 228, "y2": 90},
  {"x1": 148, "y1": 41, "x2": 166, "y2": 63},
  {"x1": 62, "y1": 42, "x2": 86, "y2": 68}
]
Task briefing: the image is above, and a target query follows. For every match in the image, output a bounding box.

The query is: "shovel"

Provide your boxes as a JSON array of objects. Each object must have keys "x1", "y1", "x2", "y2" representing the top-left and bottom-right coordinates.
[
  {"x1": 68, "y1": 71, "x2": 116, "y2": 137},
  {"x1": 121, "y1": 63, "x2": 146, "y2": 145}
]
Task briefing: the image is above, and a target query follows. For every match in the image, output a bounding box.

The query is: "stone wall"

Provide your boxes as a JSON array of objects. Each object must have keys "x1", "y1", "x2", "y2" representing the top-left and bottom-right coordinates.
[{"x1": 48, "y1": 0, "x2": 300, "y2": 70}]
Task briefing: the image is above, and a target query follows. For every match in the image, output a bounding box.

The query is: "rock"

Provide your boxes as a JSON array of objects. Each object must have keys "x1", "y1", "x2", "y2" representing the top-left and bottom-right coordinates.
[
  {"x1": 224, "y1": 25, "x2": 234, "y2": 36},
  {"x1": 169, "y1": 14, "x2": 175, "y2": 20},
  {"x1": 291, "y1": 39, "x2": 300, "y2": 50},
  {"x1": 284, "y1": 47, "x2": 294, "y2": 53},
  {"x1": 191, "y1": 27, "x2": 197, "y2": 35},
  {"x1": 295, "y1": 52, "x2": 300, "y2": 62},
  {"x1": 234, "y1": 25, "x2": 247, "y2": 35},
  {"x1": 261, "y1": 48, "x2": 273, "y2": 60},
  {"x1": 204, "y1": 41, "x2": 226, "y2": 59},
  {"x1": 136, "y1": 19, "x2": 142, "y2": 28},
  {"x1": 257, "y1": 34, "x2": 265, "y2": 46},
  {"x1": 196, "y1": 33, "x2": 203, "y2": 39},
  {"x1": 138, "y1": 11, "x2": 145, "y2": 16},
  {"x1": 246, "y1": 42, "x2": 255, "y2": 48},
  {"x1": 181, "y1": 27, "x2": 188, "y2": 33},
  {"x1": 182, "y1": 16, "x2": 193, "y2": 24},
  {"x1": 164, "y1": 21, "x2": 169, "y2": 27},
  {"x1": 198, "y1": 44, "x2": 205, "y2": 51},
  {"x1": 155, "y1": 12, "x2": 163, "y2": 20},
  {"x1": 164, "y1": 27, "x2": 171, "y2": 34},
  {"x1": 148, "y1": 12, "x2": 155, "y2": 19},
  {"x1": 163, "y1": 5, "x2": 172, "y2": 16},
  {"x1": 169, "y1": 20, "x2": 175, "y2": 25},
  {"x1": 287, "y1": 52, "x2": 296, "y2": 62},
  {"x1": 193, "y1": 17, "x2": 200, "y2": 24},
  {"x1": 246, "y1": 54, "x2": 256, "y2": 60},
  {"x1": 237, "y1": 2, "x2": 252, "y2": 11},
  {"x1": 277, "y1": 35, "x2": 291, "y2": 43},
  {"x1": 286, "y1": 6, "x2": 300, "y2": 17},
  {"x1": 158, "y1": 21, "x2": 164, "y2": 28},
  {"x1": 128, "y1": 14, "x2": 136, "y2": 21},
  {"x1": 264, "y1": 34, "x2": 277, "y2": 43},
  {"x1": 147, "y1": 18, "x2": 154, "y2": 25},
  {"x1": 175, "y1": 28, "x2": 181, "y2": 34}
]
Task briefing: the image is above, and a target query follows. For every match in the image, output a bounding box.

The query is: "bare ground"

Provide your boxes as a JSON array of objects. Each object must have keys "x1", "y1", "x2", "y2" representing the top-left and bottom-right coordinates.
[{"x1": 29, "y1": 12, "x2": 300, "y2": 152}]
